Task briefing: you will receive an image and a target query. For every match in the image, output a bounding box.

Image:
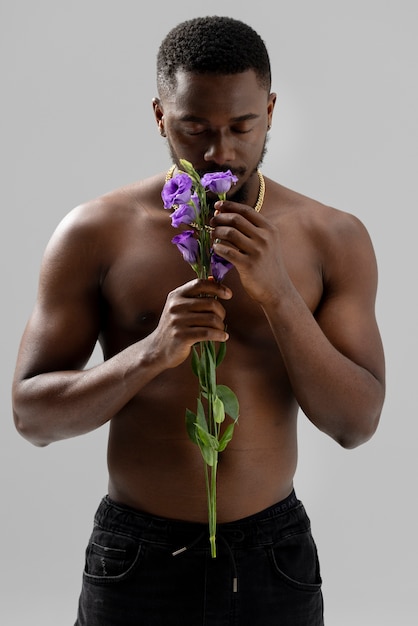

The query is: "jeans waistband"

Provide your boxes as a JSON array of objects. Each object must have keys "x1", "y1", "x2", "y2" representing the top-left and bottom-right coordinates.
[{"x1": 94, "y1": 489, "x2": 304, "y2": 549}]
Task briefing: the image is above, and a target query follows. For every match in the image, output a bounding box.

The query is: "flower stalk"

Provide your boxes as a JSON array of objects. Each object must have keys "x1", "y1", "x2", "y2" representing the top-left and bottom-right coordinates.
[{"x1": 162, "y1": 159, "x2": 239, "y2": 557}]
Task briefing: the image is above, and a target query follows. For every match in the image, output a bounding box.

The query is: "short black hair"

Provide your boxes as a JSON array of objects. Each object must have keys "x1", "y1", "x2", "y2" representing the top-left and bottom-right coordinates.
[{"x1": 157, "y1": 16, "x2": 271, "y2": 96}]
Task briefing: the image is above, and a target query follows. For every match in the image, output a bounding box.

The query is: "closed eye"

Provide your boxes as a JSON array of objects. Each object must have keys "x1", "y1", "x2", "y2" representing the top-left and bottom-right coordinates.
[
  {"x1": 186, "y1": 128, "x2": 207, "y2": 135},
  {"x1": 184, "y1": 125, "x2": 254, "y2": 136},
  {"x1": 231, "y1": 125, "x2": 254, "y2": 134},
  {"x1": 178, "y1": 120, "x2": 208, "y2": 135}
]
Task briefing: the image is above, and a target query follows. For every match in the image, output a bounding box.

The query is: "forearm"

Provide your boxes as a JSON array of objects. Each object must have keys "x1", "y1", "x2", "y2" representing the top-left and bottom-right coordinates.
[
  {"x1": 13, "y1": 336, "x2": 163, "y2": 447},
  {"x1": 13, "y1": 279, "x2": 232, "y2": 447},
  {"x1": 262, "y1": 288, "x2": 385, "y2": 448}
]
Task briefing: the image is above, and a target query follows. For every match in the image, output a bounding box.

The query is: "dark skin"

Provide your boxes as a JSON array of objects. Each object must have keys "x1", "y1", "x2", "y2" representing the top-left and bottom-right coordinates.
[{"x1": 12, "y1": 69, "x2": 385, "y2": 522}]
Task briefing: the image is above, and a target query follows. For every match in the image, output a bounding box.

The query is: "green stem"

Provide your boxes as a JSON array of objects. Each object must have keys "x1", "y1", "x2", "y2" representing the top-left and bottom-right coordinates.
[
  {"x1": 208, "y1": 454, "x2": 218, "y2": 558},
  {"x1": 203, "y1": 339, "x2": 218, "y2": 557}
]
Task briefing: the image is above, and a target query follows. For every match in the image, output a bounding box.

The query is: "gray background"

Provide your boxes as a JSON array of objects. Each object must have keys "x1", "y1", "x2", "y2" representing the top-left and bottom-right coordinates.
[{"x1": 2, "y1": 0, "x2": 417, "y2": 623}]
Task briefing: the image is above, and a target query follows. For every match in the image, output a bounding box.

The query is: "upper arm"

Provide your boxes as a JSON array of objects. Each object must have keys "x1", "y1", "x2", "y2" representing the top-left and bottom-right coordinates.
[
  {"x1": 315, "y1": 211, "x2": 385, "y2": 387},
  {"x1": 14, "y1": 206, "x2": 104, "y2": 382}
]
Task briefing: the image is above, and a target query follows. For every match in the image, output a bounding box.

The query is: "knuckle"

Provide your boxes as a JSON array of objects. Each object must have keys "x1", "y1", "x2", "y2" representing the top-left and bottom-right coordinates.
[
  {"x1": 223, "y1": 226, "x2": 235, "y2": 239},
  {"x1": 229, "y1": 213, "x2": 242, "y2": 227}
]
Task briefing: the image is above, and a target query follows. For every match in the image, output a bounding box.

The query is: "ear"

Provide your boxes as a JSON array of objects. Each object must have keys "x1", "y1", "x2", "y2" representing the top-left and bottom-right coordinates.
[
  {"x1": 152, "y1": 98, "x2": 166, "y2": 136},
  {"x1": 267, "y1": 92, "x2": 277, "y2": 130}
]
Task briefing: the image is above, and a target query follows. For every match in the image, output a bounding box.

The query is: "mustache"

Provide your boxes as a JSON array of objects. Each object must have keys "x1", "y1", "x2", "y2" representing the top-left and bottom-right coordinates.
[{"x1": 194, "y1": 166, "x2": 246, "y2": 178}]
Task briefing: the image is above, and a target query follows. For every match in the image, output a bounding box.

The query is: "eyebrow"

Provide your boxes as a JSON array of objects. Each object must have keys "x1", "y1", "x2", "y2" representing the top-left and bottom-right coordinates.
[{"x1": 179, "y1": 113, "x2": 260, "y2": 124}]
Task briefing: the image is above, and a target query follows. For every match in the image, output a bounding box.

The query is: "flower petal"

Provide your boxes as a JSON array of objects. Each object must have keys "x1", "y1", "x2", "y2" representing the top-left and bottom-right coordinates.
[
  {"x1": 161, "y1": 173, "x2": 193, "y2": 208},
  {"x1": 171, "y1": 204, "x2": 196, "y2": 227},
  {"x1": 172, "y1": 230, "x2": 199, "y2": 264},
  {"x1": 210, "y1": 251, "x2": 233, "y2": 282},
  {"x1": 200, "y1": 171, "x2": 238, "y2": 195}
]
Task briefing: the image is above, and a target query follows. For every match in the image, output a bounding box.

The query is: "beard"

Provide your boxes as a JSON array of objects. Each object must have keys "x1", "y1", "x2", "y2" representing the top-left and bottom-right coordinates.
[{"x1": 166, "y1": 136, "x2": 269, "y2": 208}]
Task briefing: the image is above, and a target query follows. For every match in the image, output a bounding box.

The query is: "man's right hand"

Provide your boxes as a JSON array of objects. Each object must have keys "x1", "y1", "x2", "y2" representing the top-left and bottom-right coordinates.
[{"x1": 149, "y1": 278, "x2": 233, "y2": 370}]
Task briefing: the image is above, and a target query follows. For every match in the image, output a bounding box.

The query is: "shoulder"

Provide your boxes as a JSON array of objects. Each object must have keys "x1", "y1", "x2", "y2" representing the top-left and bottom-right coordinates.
[
  {"x1": 268, "y1": 178, "x2": 373, "y2": 251},
  {"x1": 57, "y1": 173, "x2": 165, "y2": 234},
  {"x1": 267, "y1": 177, "x2": 378, "y2": 285},
  {"x1": 46, "y1": 173, "x2": 167, "y2": 252}
]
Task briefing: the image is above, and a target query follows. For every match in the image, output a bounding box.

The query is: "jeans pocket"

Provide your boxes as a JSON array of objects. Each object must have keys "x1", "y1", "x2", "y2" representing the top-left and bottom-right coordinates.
[
  {"x1": 269, "y1": 529, "x2": 322, "y2": 593},
  {"x1": 83, "y1": 527, "x2": 142, "y2": 584}
]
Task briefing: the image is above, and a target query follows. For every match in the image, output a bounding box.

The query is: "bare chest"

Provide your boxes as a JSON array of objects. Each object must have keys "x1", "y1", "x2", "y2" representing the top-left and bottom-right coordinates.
[{"x1": 98, "y1": 215, "x2": 323, "y2": 355}]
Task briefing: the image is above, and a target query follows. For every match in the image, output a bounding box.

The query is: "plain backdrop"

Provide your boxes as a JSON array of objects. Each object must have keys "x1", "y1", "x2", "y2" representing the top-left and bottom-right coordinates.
[{"x1": 2, "y1": 1, "x2": 417, "y2": 624}]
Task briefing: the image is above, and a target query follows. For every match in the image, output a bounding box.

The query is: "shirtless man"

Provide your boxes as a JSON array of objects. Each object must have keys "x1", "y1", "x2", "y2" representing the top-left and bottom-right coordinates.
[{"x1": 12, "y1": 16, "x2": 385, "y2": 626}]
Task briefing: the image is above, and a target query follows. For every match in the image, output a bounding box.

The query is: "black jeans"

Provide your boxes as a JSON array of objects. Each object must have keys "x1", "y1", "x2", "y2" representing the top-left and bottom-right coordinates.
[{"x1": 75, "y1": 491, "x2": 324, "y2": 625}]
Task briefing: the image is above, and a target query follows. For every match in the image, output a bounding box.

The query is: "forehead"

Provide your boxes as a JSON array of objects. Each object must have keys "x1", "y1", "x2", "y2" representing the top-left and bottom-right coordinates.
[{"x1": 162, "y1": 69, "x2": 268, "y2": 119}]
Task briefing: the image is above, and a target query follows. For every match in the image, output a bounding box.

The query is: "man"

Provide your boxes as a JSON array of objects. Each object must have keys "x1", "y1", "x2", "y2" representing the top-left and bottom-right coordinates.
[{"x1": 12, "y1": 15, "x2": 385, "y2": 625}]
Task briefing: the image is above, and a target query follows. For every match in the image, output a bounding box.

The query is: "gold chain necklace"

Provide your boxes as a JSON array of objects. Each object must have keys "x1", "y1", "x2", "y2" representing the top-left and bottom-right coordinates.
[{"x1": 165, "y1": 165, "x2": 265, "y2": 233}]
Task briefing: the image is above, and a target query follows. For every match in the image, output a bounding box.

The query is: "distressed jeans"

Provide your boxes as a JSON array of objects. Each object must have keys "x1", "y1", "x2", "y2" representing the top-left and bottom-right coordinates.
[{"x1": 75, "y1": 491, "x2": 324, "y2": 625}]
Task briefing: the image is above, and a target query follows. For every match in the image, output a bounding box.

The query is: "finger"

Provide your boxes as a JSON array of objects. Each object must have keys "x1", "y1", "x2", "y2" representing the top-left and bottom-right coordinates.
[
  {"x1": 187, "y1": 298, "x2": 228, "y2": 323},
  {"x1": 213, "y1": 200, "x2": 264, "y2": 225},
  {"x1": 212, "y1": 226, "x2": 251, "y2": 253},
  {"x1": 187, "y1": 310, "x2": 228, "y2": 331},
  {"x1": 211, "y1": 210, "x2": 263, "y2": 245},
  {"x1": 181, "y1": 278, "x2": 233, "y2": 300},
  {"x1": 183, "y1": 325, "x2": 230, "y2": 344}
]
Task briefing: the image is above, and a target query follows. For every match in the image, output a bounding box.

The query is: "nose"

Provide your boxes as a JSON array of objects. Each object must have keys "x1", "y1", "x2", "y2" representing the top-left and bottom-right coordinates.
[{"x1": 203, "y1": 130, "x2": 235, "y2": 165}]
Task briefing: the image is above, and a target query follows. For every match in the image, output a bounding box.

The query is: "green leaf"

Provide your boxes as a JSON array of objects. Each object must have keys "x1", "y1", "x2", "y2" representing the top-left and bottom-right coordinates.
[
  {"x1": 213, "y1": 395, "x2": 225, "y2": 424},
  {"x1": 185, "y1": 409, "x2": 198, "y2": 444},
  {"x1": 218, "y1": 423, "x2": 235, "y2": 452},
  {"x1": 216, "y1": 385, "x2": 240, "y2": 421},
  {"x1": 207, "y1": 340, "x2": 216, "y2": 362},
  {"x1": 216, "y1": 341, "x2": 227, "y2": 367},
  {"x1": 196, "y1": 398, "x2": 208, "y2": 431},
  {"x1": 191, "y1": 346, "x2": 201, "y2": 378},
  {"x1": 195, "y1": 424, "x2": 219, "y2": 467},
  {"x1": 197, "y1": 440, "x2": 215, "y2": 466},
  {"x1": 194, "y1": 348, "x2": 208, "y2": 392},
  {"x1": 195, "y1": 423, "x2": 211, "y2": 446},
  {"x1": 195, "y1": 424, "x2": 218, "y2": 450},
  {"x1": 204, "y1": 343, "x2": 217, "y2": 393}
]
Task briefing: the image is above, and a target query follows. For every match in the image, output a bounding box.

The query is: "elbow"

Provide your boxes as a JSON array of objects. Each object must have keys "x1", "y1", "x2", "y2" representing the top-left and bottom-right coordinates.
[
  {"x1": 13, "y1": 410, "x2": 50, "y2": 447},
  {"x1": 12, "y1": 388, "x2": 51, "y2": 447},
  {"x1": 337, "y1": 431, "x2": 373, "y2": 450},
  {"x1": 335, "y1": 408, "x2": 382, "y2": 450},
  {"x1": 334, "y1": 379, "x2": 385, "y2": 449},
  {"x1": 12, "y1": 381, "x2": 51, "y2": 448}
]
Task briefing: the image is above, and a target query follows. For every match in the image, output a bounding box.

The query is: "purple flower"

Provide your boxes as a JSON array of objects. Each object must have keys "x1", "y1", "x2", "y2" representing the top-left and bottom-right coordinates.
[
  {"x1": 170, "y1": 204, "x2": 196, "y2": 227},
  {"x1": 210, "y1": 251, "x2": 233, "y2": 282},
  {"x1": 200, "y1": 171, "x2": 238, "y2": 196},
  {"x1": 172, "y1": 231, "x2": 199, "y2": 264},
  {"x1": 162, "y1": 173, "x2": 193, "y2": 208}
]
